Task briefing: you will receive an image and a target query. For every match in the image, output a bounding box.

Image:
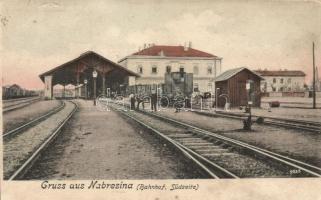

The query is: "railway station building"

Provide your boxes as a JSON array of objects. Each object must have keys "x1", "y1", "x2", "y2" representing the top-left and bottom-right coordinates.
[
  {"x1": 118, "y1": 44, "x2": 222, "y2": 93},
  {"x1": 39, "y1": 51, "x2": 139, "y2": 99}
]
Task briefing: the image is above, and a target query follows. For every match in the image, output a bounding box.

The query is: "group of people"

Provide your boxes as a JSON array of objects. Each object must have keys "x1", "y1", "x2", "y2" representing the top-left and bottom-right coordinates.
[{"x1": 129, "y1": 90, "x2": 158, "y2": 111}]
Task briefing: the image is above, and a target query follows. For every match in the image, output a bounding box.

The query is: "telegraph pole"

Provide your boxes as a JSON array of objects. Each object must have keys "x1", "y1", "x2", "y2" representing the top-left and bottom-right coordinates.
[{"x1": 313, "y1": 42, "x2": 316, "y2": 109}]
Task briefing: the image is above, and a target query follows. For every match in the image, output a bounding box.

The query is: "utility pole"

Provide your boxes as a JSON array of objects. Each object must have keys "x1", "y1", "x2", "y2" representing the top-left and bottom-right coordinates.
[{"x1": 313, "y1": 42, "x2": 316, "y2": 109}]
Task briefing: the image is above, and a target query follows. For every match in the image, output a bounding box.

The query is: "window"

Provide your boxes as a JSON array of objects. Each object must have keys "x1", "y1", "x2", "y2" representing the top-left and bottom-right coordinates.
[
  {"x1": 287, "y1": 78, "x2": 291, "y2": 83},
  {"x1": 208, "y1": 82, "x2": 212, "y2": 91},
  {"x1": 273, "y1": 78, "x2": 276, "y2": 83},
  {"x1": 151, "y1": 66, "x2": 157, "y2": 74},
  {"x1": 280, "y1": 78, "x2": 284, "y2": 84},
  {"x1": 193, "y1": 66, "x2": 199, "y2": 75},
  {"x1": 207, "y1": 64, "x2": 213, "y2": 74},
  {"x1": 193, "y1": 83, "x2": 199, "y2": 92},
  {"x1": 166, "y1": 66, "x2": 171, "y2": 73},
  {"x1": 137, "y1": 65, "x2": 143, "y2": 74},
  {"x1": 179, "y1": 66, "x2": 184, "y2": 73}
]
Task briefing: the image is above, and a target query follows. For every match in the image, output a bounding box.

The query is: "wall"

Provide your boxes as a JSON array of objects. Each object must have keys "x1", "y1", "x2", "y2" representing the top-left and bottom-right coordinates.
[
  {"x1": 227, "y1": 70, "x2": 261, "y2": 107},
  {"x1": 119, "y1": 56, "x2": 222, "y2": 93},
  {"x1": 215, "y1": 70, "x2": 261, "y2": 107},
  {"x1": 260, "y1": 76, "x2": 306, "y2": 92}
]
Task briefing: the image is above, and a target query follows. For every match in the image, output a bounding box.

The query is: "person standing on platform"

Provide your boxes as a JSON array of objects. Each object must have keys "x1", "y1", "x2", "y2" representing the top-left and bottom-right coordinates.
[
  {"x1": 136, "y1": 92, "x2": 145, "y2": 110},
  {"x1": 129, "y1": 93, "x2": 135, "y2": 110},
  {"x1": 151, "y1": 90, "x2": 157, "y2": 112}
]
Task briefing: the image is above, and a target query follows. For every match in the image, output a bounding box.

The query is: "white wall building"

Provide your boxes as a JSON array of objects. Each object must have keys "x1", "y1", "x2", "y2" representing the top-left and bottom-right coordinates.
[
  {"x1": 118, "y1": 44, "x2": 222, "y2": 93},
  {"x1": 254, "y1": 70, "x2": 306, "y2": 92}
]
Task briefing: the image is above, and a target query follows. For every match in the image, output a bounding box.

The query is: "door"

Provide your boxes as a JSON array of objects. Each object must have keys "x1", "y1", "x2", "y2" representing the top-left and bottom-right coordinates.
[{"x1": 238, "y1": 81, "x2": 247, "y2": 106}]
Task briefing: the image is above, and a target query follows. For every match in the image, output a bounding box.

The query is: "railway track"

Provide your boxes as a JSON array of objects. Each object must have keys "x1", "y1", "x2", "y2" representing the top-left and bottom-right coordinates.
[
  {"x1": 3, "y1": 97, "x2": 41, "y2": 113},
  {"x1": 193, "y1": 110, "x2": 321, "y2": 133},
  {"x1": 3, "y1": 96, "x2": 38, "y2": 102},
  {"x1": 3, "y1": 100, "x2": 65, "y2": 138},
  {"x1": 4, "y1": 101, "x2": 78, "y2": 180},
  {"x1": 108, "y1": 101, "x2": 321, "y2": 178}
]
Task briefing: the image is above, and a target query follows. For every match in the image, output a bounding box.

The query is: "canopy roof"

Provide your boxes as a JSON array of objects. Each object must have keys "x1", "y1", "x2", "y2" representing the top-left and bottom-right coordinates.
[
  {"x1": 39, "y1": 51, "x2": 139, "y2": 85},
  {"x1": 215, "y1": 67, "x2": 264, "y2": 82}
]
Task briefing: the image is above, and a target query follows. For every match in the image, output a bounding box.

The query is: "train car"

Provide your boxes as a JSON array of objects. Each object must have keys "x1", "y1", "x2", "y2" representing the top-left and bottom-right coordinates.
[{"x1": 2, "y1": 84, "x2": 38, "y2": 100}]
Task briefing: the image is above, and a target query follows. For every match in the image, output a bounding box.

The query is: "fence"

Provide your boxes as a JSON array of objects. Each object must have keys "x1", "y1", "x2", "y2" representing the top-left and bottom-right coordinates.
[{"x1": 267, "y1": 92, "x2": 306, "y2": 97}]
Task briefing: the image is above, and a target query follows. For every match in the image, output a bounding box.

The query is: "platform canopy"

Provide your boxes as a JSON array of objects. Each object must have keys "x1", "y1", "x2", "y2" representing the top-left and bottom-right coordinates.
[
  {"x1": 39, "y1": 51, "x2": 139, "y2": 99},
  {"x1": 39, "y1": 51, "x2": 139, "y2": 86}
]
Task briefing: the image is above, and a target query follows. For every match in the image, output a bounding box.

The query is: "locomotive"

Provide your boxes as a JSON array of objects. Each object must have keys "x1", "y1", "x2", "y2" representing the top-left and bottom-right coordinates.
[{"x1": 125, "y1": 71, "x2": 193, "y2": 107}]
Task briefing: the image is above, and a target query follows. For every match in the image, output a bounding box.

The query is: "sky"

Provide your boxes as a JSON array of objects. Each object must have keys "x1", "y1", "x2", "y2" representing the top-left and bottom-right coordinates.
[{"x1": 1, "y1": 0, "x2": 321, "y2": 90}]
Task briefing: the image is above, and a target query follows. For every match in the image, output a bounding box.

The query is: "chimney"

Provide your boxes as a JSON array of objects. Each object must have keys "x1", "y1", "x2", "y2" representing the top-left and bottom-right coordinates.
[
  {"x1": 188, "y1": 41, "x2": 192, "y2": 48},
  {"x1": 183, "y1": 42, "x2": 188, "y2": 51},
  {"x1": 144, "y1": 43, "x2": 147, "y2": 49},
  {"x1": 158, "y1": 50, "x2": 164, "y2": 56}
]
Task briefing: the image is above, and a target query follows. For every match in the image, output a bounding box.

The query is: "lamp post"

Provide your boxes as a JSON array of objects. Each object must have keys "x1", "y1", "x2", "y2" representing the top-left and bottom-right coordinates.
[
  {"x1": 244, "y1": 80, "x2": 253, "y2": 130},
  {"x1": 93, "y1": 70, "x2": 98, "y2": 105},
  {"x1": 216, "y1": 88, "x2": 220, "y2": 111},
  {"x1": 84, "y1": 79, "x2": 88, "y2": 100}
]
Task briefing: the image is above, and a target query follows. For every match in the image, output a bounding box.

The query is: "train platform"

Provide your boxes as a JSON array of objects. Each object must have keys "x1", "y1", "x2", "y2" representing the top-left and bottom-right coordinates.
[{"x1": 24, "y1": 99, "x2": 203, "y2": 179}]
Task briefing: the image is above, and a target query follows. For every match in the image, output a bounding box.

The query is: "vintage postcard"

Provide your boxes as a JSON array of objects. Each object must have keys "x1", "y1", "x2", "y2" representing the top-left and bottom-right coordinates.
[{"x1": 1, "y1": 0, "x2": 321, "y2": 199}]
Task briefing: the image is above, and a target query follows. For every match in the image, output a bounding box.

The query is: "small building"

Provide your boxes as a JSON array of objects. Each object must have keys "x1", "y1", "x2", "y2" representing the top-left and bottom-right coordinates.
[
  {"x1": 215, "y1": 67, "x2": 264, "y2": 108},
  {"x1": 118, "y1": 44, "x2": 222, "y2": 94},
  {"x1": 254, "y1": 69, "x2": 306, "y2": 93}
]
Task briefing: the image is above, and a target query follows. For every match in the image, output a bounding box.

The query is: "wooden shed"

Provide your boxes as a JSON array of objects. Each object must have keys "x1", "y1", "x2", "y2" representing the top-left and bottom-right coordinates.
[{"x1": 215, "y1": 67, "x2": 264, "y2": 108}]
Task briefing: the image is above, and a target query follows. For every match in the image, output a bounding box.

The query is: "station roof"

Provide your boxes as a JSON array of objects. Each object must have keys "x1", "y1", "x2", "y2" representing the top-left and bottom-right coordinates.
[
  {"x1": 118, "y1": 45, "x2": 219, "y2": 62},
  {"x1": 254, "y1": 70, "x2": 306, "y2": 77},
  {"x1": 215, "y1": 67, "x2": 264, "y2": 82},
  {"x1": 39, "y1": 51, "x2": 139, "y2": 84}
]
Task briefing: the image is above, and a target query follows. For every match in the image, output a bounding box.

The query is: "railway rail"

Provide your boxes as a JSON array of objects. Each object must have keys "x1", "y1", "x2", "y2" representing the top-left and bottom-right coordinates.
[
  {"x1": 3, "y1": 96, "x2": 39, "y2": 102},
  {"x1": 5, "y1": 101, "x2": 78, "y2": 180},
  {"x1": 192, "y1": 109, "x2": 321, "y2": 133},
  {"x1": 3, "y1": 96, "x2": 41, "y2": 113},
  {"x1": 108, "y1": 100, "x2": 321, "y2": 178},
  {"x1": 3, "y1": 100, "x2": 65, "y2": 138}
]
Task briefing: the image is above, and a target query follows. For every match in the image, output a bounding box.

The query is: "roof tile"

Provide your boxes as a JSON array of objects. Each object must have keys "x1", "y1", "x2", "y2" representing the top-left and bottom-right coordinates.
[
  {"x1": 254, "y1": 70, "x2": 306, "y2": 77},
  {"x1": 132, "y1": 45, "x2": 217, "y2": 58}
]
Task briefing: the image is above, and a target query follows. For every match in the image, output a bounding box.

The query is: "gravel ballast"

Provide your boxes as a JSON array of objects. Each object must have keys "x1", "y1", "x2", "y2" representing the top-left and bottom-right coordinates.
[
  {"x1": 3, "y1": 100, "x2": 62, "y2": 133},
  {"x1": 3, "y1": 101, "x2": 76, "y2": 179}
]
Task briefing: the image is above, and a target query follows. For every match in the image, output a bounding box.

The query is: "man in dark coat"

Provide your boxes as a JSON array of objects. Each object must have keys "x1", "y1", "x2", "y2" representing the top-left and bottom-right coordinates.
[
  {"x1": 151, "y1": 90, "x2": 157, "y2": 112},
  {"x1": 136, "y1": 93, "x2": 145, "y2": 110},
  {"x1": 129, "y1": 93, "x2": 136, "y2": 110}
]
